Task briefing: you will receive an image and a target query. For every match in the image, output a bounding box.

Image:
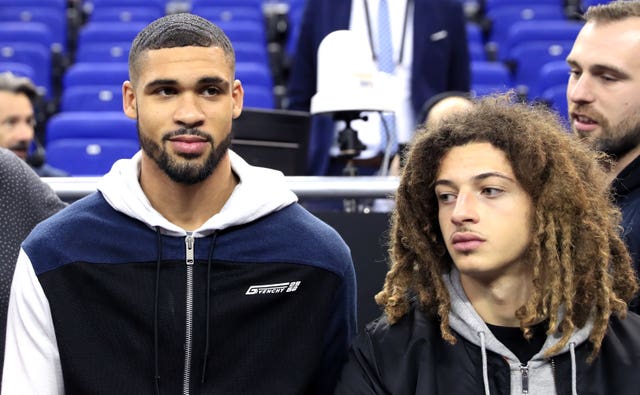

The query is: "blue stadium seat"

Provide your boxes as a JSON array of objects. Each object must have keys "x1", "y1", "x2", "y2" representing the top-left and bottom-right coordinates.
[
  {"x1": 88, "y1": 6, "x2": 164, "y2": 23},
  {"x1": 0, "y1": 42, "x2": 52, "y2": 97},
  {"x1": 77, "y1": 22, "x2": 147, "y2": 49},
  {"x1": 471, "y1": 61, "x2": 513, "y2": 97},
  {"x1": 503, "y1": 20, "x2": 583, "y2": 60},
  {"x1": 236, "y1": 62, "x2": 274, "y2": 90},
  {"x1": 63, "y1": 63, "x2": 129, "y2": 90},
  {"x1": 190, "y1": 0, "x2": 263, "y2": 7},
  {"x1": 0, "y1": 62, "x2": 36, "y2": 81},
  {"x1": 536, "y1": 60, "x2": 570, "y2": 99},
  {"x1": 242, "y1": 84, "x2": 275, "y2": 109},
  {"x1": 0, "y1": 22, "x2": 56, "y2": 54},
  {"x1": 60, "y1": 86, "x2": 124, "y2": 112},
  {"x1": 487, "y1": 4, "x2": 566, "y2": 57},
  {"x1": 192, "y1": 6, "x2": 264, "y2": 23},
  {"x1": 234, "y1": 42, "x2": 270, "y2": 66},
  {"x1": 485, "y1": 0, "x2": 562, "y2": 12},
  {"x1": 46, "y1": 111, "x2": 137, "y2": 143},
  {"x1": 508, "y1": 41, "x2": 573, "y2": 98},
  {"x1": 541, "y1": 84, "x2": 569, "y2": 125},
  {"x1": 84, "y1": 0, "x2": 166, "y2": 13},
  {"x1": 46, "y1": 138, "x2": 140, "y2": 176},
  {"x1": 0, "y1": 6, "x2": 67, "y2": 53},
  {"x1": 215, "y1": 20, "x2": 267, "y2": 46},
  {"x1": 74, "y1": 42, "x2": 131, "y2": 63}
]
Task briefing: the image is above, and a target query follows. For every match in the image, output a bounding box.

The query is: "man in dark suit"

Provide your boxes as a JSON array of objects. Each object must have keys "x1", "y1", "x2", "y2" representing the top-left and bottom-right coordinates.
[{"x1": 287, "y1": 0, "x2": 470, "y2": 176}]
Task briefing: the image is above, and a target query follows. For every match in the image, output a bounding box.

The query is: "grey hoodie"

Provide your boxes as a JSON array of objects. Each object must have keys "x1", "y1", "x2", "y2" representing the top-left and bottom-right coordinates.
[{"x1": 445, "y1": 269, "x2": 591, "y2": 395}]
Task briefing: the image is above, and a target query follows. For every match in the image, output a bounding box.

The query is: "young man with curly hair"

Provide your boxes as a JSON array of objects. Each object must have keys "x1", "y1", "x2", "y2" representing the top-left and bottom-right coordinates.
[{"x1": 335, "y1": 95, "x2": 640, "y2": 394}]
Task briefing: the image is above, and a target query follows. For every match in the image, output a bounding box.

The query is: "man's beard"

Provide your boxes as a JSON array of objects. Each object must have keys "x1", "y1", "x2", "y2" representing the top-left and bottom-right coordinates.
[
  {"x1": 138, "y1": 123, "x2": 233, "y2": 185},
  {"x1": 573, "y1": 106, "x2": 640, "y2": 159}
]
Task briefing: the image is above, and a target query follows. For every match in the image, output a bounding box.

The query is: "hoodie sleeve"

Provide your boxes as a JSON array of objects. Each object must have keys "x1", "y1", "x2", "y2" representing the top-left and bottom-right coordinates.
[{"x1": 2, "y1": 249, "x2": 64, "y2": 395}]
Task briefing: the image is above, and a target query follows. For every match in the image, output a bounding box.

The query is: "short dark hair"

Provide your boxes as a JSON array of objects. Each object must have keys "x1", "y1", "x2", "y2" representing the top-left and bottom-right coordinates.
[
  {"x1": 0, "y1": 71, "x2": 38, "y2": 101},
  {"x1": 584, "y1": 0, "x2": 640, "y2": 21},
  {"x1": 128, "y1": 13, "x2": 235, "y2": 84}
]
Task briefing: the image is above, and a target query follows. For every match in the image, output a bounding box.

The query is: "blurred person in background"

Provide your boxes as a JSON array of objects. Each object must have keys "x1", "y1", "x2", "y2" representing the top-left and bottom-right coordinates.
[
  {"x1": 0, "y1": 72, "x2": 67, "y2": 177},
  {"x1": 566, "y1": 0, "x2": 640, "y2": 311},
  {"x1": 287, "y1": 0, "x2": 470, "y2": 176},
  {"x1": 0, "y1": 147, "x2": 66, "y2": 386}
]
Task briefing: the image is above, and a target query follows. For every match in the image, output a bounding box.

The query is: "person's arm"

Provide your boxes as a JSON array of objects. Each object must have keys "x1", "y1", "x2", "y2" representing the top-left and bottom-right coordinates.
[
  {"x1": 314, "y1": 257, "x2": 358, "y2": 394},
  {"x1": 445, "y1": 0, "x2": 471, "y2": 92},
  {"x1": 2, "y1": 249, "x2": 63, "y2": 395},
  {"x1": 334, "y1": 329, "x2": 387, "y2": 394}
]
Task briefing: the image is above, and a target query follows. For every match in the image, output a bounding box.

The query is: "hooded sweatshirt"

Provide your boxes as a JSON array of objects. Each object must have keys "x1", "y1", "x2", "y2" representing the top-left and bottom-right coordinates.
[
  {"x1": 3, "y1": 151, "x2": 357, "y2": 395},
  {"x1": 335, "y1": 268, "x2": 640, "y2": 395}
]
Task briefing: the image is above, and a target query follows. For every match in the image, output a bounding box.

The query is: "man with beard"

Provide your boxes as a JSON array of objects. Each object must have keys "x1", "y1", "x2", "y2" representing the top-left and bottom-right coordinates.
[
  {"x1": 2, "y1": 13, "x2": 356, "y2": 395},
  {"x1": 0, "y1": 72, "x2": 67, "y2": 177},
  {"x1": 566, "y1": 0, "x2": 640, "y2": 312}
]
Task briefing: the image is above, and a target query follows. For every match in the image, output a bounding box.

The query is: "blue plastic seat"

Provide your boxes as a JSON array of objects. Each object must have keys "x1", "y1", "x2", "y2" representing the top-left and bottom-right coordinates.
[
  {"x1": 234, "y1": 42, "x2": 270, "y2": 66},
  {"x1": 471, "y1": 61, "x2": 513, "y2": 97},
  {"x1": 77, "y1": 22, "x2": 147, "y2": 49},
  {"x1": 46, "y1": 111, "x2": 137, "y2": 143},
  {"x1": 487, "y1": 5, "x2": 566, "y2": 58},
  {"x1": 541, "y1": 84, "x2": 569, "y2": 125},
  {"x1": 236, "y1": 62, "x2": 274, "y2": 90},
  {"x1": 192, "y1": 6, "x2": 263, "y2": 23},
  {"x1": 0, "y1": 62, "x2": 36, "y2": 81},
  {"x1": 536, "y1": 60, "x2": 570, "y2": 98},
  {"x1": 74, "y1": 42, "x2": 131, "y2": 63},
  {"x1": 60, "y1": 86, "x2": 124, "y2": 112},
  {"x1": 503, "y1": 20, "x2": 583, "y2": 60},
  {"x1": 88, "y1": 6, "x2": 164, "y2": 23},
  {"x1": 242, "y1": 85, "x2": 275, "y2": 109},
  {"x1": 215, "y1": 20, "x2": 267, "y2": 46},
  {"x1": 0, "y1": 42, "x2": 52, "y2": 97},
  {"x1": 0, "y1": 6, "x2": 67, "y2": 53},
  {"x1": 508, "y1": 41, "x2": 573, "y2": 98},
  {"x1": 63, "y1": 63, "x2": 129, "y2": 90},
  {"x1": 0, "y1": 22, "x2": 56, "y2": 54},
  {"x1": 46, "y1": 138, "x2": 140, "y2": 176}
]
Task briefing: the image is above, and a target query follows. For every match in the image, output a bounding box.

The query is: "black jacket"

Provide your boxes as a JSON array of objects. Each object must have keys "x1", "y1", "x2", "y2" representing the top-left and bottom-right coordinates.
[
  {"x1": 335, "y1": 307, "x2": 640, "y2": 394},
  {"x1": 613, "y1": 154, "x2": 640, "y2": 313}
]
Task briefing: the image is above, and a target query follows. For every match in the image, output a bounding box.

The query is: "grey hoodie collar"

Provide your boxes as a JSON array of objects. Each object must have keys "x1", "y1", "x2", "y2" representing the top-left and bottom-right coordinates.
[
  {"x1": 444, "y1": 268, "x2": 591, "y2": 395},
  {"x1": 97, "y1": 150, "x2": 297, "y2": 237}
]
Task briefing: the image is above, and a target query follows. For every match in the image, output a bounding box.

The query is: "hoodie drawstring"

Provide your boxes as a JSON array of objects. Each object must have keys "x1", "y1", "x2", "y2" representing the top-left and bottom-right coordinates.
[
  {"x1": 569, "y1": 342, "x2": 577, "y2": 395},
  {"x1": 201, "y1": 232, "x2": 218, "y2": 384},
  {"x1": 478, "y1": 331, "x2": 491, "y2": 395},
  {"x1": 154, "y1": 228, "x2": 163, "y2": 395}
]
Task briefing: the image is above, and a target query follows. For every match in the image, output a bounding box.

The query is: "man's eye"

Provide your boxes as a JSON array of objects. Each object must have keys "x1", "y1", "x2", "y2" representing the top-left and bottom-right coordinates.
[
  {"x1": 437, "y1": 192, "x2": 456, "y2": 203},
  {"x1": 202, "y1": 87, "x2": 220, "y2": 96},
  {"x1": 482, "y1": 187, "x2": 503, "y2": 197}
]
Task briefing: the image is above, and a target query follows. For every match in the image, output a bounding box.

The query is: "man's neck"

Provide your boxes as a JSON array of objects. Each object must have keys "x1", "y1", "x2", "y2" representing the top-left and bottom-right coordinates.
[
  {"x1": 460, "y1": 270, "x2": 533, "y2": 327},
  {"x1": 139, "y1": 153, "x2": 239, "y2": 231}
]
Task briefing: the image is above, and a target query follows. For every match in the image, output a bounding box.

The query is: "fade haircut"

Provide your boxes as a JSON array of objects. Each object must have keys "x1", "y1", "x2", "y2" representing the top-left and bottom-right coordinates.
[
  {"x1": 584, "y1": 0, "x2": 640, "y2": 21},
  {"x1": 128, "y1": 13, "x2": 235, "y2": 84},
  {"x1": 377, "y1": 94, "x2": 638, "y2": 361},
  {"x1": 0, "y1": 71, "x2": 37, "y2": 101}
]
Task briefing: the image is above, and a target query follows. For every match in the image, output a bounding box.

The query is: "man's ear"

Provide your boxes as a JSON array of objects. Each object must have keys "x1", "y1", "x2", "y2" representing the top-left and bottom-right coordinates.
[
  {"x1": 232, "y1": 80, "x2": 243, "y2": 119},
  {"x1": 122, "y1": 81, "x2": 137, "y2": 120}
]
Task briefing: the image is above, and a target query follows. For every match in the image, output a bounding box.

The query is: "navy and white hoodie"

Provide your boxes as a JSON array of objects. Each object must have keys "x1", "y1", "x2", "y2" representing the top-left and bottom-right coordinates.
[{"x1": 3, "y1": 150, "x2": 357, "y2": 395}]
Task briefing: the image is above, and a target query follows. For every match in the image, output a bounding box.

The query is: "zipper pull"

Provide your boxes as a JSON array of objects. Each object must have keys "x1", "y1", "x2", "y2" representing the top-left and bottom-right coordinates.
[
  {"x1": 520, "y1": 364, "x2": 529, "y2": 394},
  {"x1": 185, "y1": 235, "x2": 194, "y2": 266}
]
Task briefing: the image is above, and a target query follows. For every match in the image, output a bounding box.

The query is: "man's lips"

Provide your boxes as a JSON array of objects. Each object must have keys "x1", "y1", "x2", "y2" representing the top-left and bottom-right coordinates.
[
  {"x1": 571, "y1": 112, "x2": 599, "y2": 132},
  {"x1": 451, "y1": 232, "x2": 485, "y2": 252},
  {"x1": 169, "y1": 136, "x2": 208, "y2": 154}
]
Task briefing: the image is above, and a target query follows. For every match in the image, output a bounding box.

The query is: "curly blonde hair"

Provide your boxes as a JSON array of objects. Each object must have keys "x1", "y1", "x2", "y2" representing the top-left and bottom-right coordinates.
[{"x1": 377, "y1": 95, "x2": 638, "y2": 360}]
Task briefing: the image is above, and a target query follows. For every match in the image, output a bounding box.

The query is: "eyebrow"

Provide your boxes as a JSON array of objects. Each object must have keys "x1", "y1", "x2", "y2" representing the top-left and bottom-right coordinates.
[
  {"x1": 566, "y1": 59, "x2": 630, "y2": 79},
  {"x1": 144, "y1": 77, "x2": 230, "y2": 92},
  {"x1": 434, "y1": 172, "x2": 516, "y2": 187}
]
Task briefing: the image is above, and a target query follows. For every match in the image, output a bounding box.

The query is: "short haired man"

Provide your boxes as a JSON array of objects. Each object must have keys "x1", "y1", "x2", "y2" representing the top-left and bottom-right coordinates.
[
  {"x1": 0, "y1": 72, "x2": 67, "y2": 177},
  {"x1": 566, "y1": 0, "x2": 640, "y2": 311},
  {"x1": 2, "y1": 13, "x2": 356, "y2": 394},
  {"x1": 335, "y1": 95, "x2": 640, "y2": 394}
]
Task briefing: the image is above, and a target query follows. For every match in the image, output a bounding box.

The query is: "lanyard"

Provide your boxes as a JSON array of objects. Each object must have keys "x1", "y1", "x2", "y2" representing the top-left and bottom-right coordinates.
[{"x1": 363, "y1": 0, "x2": 412, "y2": 66}]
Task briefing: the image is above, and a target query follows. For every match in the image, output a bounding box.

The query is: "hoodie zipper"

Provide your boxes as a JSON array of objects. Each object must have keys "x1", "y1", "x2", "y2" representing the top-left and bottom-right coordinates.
[
  {"x1": 520, "y1": 363, "x2": 529, "y2": 394},
  {"x1": 183, "y1": 234, "x2": 195, "y2": 395}
]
